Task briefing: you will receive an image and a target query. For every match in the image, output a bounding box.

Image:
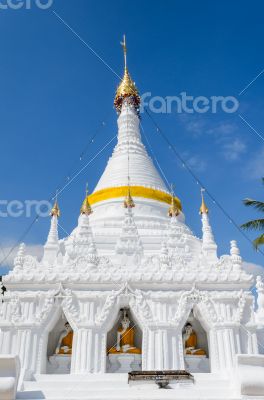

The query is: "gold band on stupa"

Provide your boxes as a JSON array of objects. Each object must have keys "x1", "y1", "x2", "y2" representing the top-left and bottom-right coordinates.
[{"x1": 86, "y1": 186, "x2": 182, "y2": 210}]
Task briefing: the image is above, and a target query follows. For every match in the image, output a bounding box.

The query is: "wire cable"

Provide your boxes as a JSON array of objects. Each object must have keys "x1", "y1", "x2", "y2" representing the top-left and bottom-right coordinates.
[
  {"x1": 0, "y1": 134, "x2": 117, "y2": 268},
  {"x1": 144, "y1": 106, "x2": 264, "y2": 257}
]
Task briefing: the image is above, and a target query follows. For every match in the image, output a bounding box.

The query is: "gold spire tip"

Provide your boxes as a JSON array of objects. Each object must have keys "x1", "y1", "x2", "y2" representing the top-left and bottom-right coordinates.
[
  {"x1": 120, "y1": 34, "x2": 127, "y2": 69},
  {"x1": 51, "y1": 195, "x2": 60, "y2": 218},
  {"x1": 168, "y1": 186, "x2": 179, "y2": 217},
  {"x1": 114, "y1": 35, "x2": 140, "y2": 112},
  {"x1": 199, "y1": 189, "x2": 209, "y2": 215},
  {"x1": 80, "y1": 184, "x2": 93, "y2": 215},
  {"x1": 124, "y1": 187, "x2": 135, "y2": 209}
]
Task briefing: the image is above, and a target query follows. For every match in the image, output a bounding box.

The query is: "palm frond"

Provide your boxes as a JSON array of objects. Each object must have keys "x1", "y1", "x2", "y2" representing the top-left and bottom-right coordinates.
[
  {"x1": 241, "y1": 219, "x2": 264, "y2": 231},
  {"x1": 243, "y1": 198, "x2": 264, "y2": 212},
  {"x1": 253, "y1": 234, "x2": 264, "y2": 250}
]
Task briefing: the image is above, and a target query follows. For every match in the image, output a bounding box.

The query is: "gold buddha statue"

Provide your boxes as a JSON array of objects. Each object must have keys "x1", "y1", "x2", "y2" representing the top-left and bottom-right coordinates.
[
  {"x1": 55, "y1": 322, "x2": 73, "y2": 355},
  {"x1": 183, "y1": 323, "x2": 206, "y2": 356},
  {"x1": 108, "y1": 310, "x2": 141, "y2": 354}
]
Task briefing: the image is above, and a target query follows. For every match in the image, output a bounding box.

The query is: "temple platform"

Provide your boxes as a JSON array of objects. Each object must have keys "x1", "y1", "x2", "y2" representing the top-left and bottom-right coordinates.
[{"x1": 15, "y1": 373, "x2": 253, "y2": 400}]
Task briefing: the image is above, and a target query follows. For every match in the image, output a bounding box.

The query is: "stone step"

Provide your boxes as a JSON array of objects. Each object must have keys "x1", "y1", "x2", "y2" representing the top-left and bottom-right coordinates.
[
  {"x1": 17, "y1": 388, "x2": 238, "y2": 400},
  {"x1": 23, "y1": 380, "x2": 231, "y2": 391},
  {"x1": 30, "y1": 373, "x2": 232, "y2": 388},
  {"x1": 33, "y1": 373, "x2": 128, "y2": 382},
  {"x1": 17, "y1": 373, "x2": 236, "y2": 400},
  {"x1": 23, "y1": 380, "x2": 129, "y2": 390}
]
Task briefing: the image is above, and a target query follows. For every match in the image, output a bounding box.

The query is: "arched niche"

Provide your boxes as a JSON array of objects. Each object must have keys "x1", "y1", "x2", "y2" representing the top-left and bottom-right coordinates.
[
  {"x1": 106, "y1": 307, "x2": 142, "y2": 373},
  {"x1": 45, "y1": 311, "x2": 74, "y2": 374},
  {"x1": 182, "y1": 309, "x2": 211, "y2": 373}
]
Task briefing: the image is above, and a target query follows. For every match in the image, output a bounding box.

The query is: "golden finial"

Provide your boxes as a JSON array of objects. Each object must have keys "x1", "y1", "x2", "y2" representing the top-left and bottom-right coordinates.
[
  {"x1": 168, "y1": 184, "x2": 179, "y2": 217},
  {"x1": 199, "y1": 188, "x2": 209, "y2": 214},
  {"x1": 121, "y1": 34, "x2": 127, "y2": 70},
  {"x1": 51, "y1": 191, "x2": 60, "y2": 217},
  {"x1": 114, "y1": 35, "x2": 140, "y2": 112},
  {"x1": 80, "y1": 183, "x2": 93, "y2": 215},
  {"x1": 124, "y1": 186, "x2": 135, "y2": 209}
]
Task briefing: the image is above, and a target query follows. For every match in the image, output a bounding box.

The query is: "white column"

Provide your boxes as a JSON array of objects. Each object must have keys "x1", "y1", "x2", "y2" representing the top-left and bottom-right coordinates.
[
  {"x1": 245, "y1": 328, "x2": 259, "y2": 354},
  {"x1": 12, "y1": 327, "x2": 42, "y2": 378},
  {"x1": 71, "y1": 328, "x2": 106, "y2": 373},
  {"x1": 144, "y1": 328, "x2": 184, "y2": 370},
  {"x1": 212, "y1": 327, "x2": 240, "y2": 372}
]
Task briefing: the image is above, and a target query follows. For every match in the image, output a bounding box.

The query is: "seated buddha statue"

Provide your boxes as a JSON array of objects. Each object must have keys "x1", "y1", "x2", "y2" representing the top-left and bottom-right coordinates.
[
  {"x1": 55, "y1": 322, "x2": 73, "y2": 355},
  {"x1": 108, "y1": 310, "x2": 141, "y2": 355},
  {"x1": 183, "y1": 323, "x2": 206, "y2": 356}
]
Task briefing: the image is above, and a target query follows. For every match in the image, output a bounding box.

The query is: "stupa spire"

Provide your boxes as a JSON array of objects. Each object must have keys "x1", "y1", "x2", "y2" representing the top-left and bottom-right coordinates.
[
  {"x1": 168, "y1": 184, "x2": 180, "y2": 217},
  {"x1": 43, "y1": 194, "x2": 60, "y2": 264},
  {"x1": 121, "y1": 34, "x2": 127, "y2": 70},
  {"x1": 92, "y1": 38, "x2": 181, "y2": 212},
  {"x1": 114, "y1": 35, "x2": 140, "y2": 113},
  {"x1": 80, "y1": 183, "x2": 93, "y2": 216},
  {"x1": 200, "y1": 189, "x2": 209, "y2": 215},
  {"x1": 115, "y1": 206, "x2": 143, "y2": 265},
  {"x1": 200, "y1": 189, "x2": 217, "y2": 262},
  {"x1": 64, "y1": 184, "x2": 98, "y2": 265},
  {"x1": 124, "y1": 186, "x2": 135, "y2": 209}
]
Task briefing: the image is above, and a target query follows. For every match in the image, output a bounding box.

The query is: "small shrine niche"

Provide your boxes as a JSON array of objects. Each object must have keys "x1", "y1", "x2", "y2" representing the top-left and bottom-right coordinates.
[
  {"x1": 182, "y1": 310, "x2": 210, "y2": 373},
  {"x1": 106, "y1": 308, "x2": 142, "y2": 373},
  {"x1": 46, "y1": 312, "x2": 73, "y2": 374}
]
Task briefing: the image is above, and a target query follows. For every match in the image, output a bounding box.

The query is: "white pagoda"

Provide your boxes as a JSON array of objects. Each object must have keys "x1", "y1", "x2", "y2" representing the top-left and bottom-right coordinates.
[{"x1": 1, "y1": 39, "x2": 264, "y2": 400}]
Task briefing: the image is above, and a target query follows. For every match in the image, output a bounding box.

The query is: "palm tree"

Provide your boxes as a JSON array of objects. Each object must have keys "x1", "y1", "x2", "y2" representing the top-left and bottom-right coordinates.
[{"x1": 241, "y1": 178, "x2": 264, "y2": 249}]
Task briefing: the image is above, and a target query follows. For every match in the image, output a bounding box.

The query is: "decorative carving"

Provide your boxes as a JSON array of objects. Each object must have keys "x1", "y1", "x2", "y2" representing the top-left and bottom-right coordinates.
[
  {"x1": 172, "y1": 288, "x2": 217, "y2": 327},
  {"x1": 95, "y1": 289, "x2": 121, "y2": 327},
  {"x1": 10, "y1": 295, "x2": 22, "y2": 324},
  {"x1": 130, "y1": 289, "x2": 153, "y2": 324},
  {"x1": 62, "y1": 289, "x2": 80, "y2": 325},
  {"x1": 35, "y1": 293, "x2": 55, "y2": 325}
]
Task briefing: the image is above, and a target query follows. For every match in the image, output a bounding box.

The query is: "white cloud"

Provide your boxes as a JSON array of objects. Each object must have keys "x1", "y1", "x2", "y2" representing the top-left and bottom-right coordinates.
[
  {"x1": 206, "y1": 123, "x2": 237, "y2": 136},
  {"x1": 183, "y1": 119, "x2": 206, "y2": 136},
  {"x1": 179, "y1": 117, "x2": 246, "y2": 162},
  {"x1": 179, "y1": 115, "x2": 237, "y2": 137},
  {"x1": 222, "y1": 138, "x2": 246, "y2": 161},
  {"x1": 180, "y1": 151, "x2": 207, "y2": 173},
  {"x1": 187, "y1": 156, "x2": 207, "y2": 172},
  {"x1": 242, "y1": 261, "x2": 264, "y2": 279}
]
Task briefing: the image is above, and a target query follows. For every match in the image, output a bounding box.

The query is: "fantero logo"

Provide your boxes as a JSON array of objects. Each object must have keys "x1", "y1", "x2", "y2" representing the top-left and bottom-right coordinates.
[{"x1": 0, "y1": 0, "x2": 53, "y2": 9}]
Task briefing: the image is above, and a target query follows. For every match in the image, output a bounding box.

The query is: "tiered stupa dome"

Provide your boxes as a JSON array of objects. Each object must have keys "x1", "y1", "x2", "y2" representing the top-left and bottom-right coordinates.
[{"x1": 82, "y1": 36, "x2": 185, "y2": 254}]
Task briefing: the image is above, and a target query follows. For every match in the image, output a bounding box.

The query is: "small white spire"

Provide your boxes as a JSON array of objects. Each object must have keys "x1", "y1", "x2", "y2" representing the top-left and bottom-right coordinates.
[
  {"x1": 115, "y1": 207, "x2": 143, "y2": 266},
  {"x1": 64, "y1": 190, "x2": 98, "y2": 264},
  {"x1": 230, "y1": 240, "x2": 242, "y2": 271},
  {"x1": 159, "y1": 242, "x2": 170, "y2": 268},
  {"x1": 14, "y1": 243, "x2": 25, "y2": 269},
  {"x1": 43, "y1": 197, "x2": 60, "y2": 265},
  {"x1": 166, "y1": 212, "x2": 180, "y2": 249},
  {"x1": 200, "y1": 190, "x2": 217, "y2": 262}
]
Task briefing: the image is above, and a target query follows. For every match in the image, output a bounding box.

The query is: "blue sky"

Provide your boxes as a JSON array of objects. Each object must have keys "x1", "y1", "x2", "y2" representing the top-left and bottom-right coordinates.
[{"x1": 0, "y1": 0, "x2": 263, "y2": 274}]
